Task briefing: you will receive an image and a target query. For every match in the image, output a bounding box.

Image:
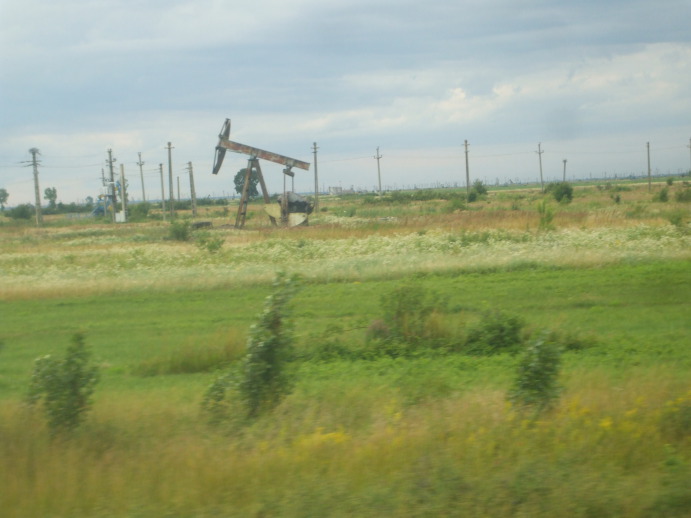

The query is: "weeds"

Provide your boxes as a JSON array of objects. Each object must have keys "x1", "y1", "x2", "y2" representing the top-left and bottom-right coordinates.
[
  {"x1": 375, "y1": 281, "x2": 448, "y2": 346},
  {"x1": 537, "y1": 200, "x2": 554, "y2": 230}
]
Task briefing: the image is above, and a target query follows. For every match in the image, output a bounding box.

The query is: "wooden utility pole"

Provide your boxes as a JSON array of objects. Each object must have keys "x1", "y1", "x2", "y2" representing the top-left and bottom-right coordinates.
[
  {"x1": 536, "y1": 143, "x2": 545, "y2": 192},
  {"x1": 562, "y1": 159, "x2": 567, "y2": 181},
  {"x1": 166, "y1": 142, "x2": 175, "y2": 219},
  {"x1": 375, "y1": 146, "x2": 383, "y2": 195},
  {"x1": 464, "y1": 140, "x2": 470, "y2": 197},
  {"x1": 312, "y1": 142, "x2": 319, "y2": 212},
  {"x1": 687, "y1": 138, "x2": 691, "y2": 174},
  {"x1": 647, "y1": 142, "x2": 652, "y2": 192},
  {"x1": 159, "y1": 163, "x2": 166, "y2": 221},
  {"x1": 119, "y1": 163, "x2": 127, "y2": 222},
  {"x1": 137, "y1": 152, "x2": 146, "y2": 202},
  {"x1": 29, "y1": 147, "x2": 42, "y2": 226},
  {"x1": 187, "y1": 162, "x2": 197, "y2": 217},
  {"x1": 107, "y1": 148, "x2": 117, "y2": 222}
]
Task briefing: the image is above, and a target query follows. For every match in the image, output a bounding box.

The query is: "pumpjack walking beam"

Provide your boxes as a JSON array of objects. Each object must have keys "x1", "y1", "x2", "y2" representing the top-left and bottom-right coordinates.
[{"x1": 211, "y1": 119, "x2": 310, "y2": 228}]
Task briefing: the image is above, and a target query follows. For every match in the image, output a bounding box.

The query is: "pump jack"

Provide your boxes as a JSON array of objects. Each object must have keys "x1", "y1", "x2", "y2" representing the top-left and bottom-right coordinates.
[{"x1": 211, "y1": 119, "x2": 311, "y2": 228}]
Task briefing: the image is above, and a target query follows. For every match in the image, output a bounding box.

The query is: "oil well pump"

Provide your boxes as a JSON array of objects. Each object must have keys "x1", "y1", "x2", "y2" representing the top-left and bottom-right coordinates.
[{"x1": 211, "y1": 119, "x2": 313, "y2": 228}]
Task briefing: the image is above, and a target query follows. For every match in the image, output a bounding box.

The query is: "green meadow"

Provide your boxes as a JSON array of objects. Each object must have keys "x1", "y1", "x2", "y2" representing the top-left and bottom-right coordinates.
[{"x1": 1, "y1": 181, "x2": 690, "y2": 517}]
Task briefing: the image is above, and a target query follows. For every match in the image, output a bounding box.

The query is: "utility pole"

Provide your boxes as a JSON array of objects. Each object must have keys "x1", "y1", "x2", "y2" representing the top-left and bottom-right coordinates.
[
  {"x1": 464, "y1": 140, "x2": 470, "y2": 197},
  {"x1": 562, "y1": 159, "x2": 567, "y2": 182},
  {"x1": 107, "y1": 149, "x2": 117, "y2": 222},
  {"x1": 137, "y1": 152, "x2": 146, "y2": 202},
  {"x1": 159, "y1": 163, "x2": 166, "y2": 221},
  {"x1": 166, "y1": 142, "x2": 175, "y2": 219},
  {"x1": 119, "y1": 163, "x2": 127, "y2": 222},
  {"x1": 187, "y1": 162, "x2": 197, "y2": 217},
  {"x1": 647, "y1": 141, "x2": 652, "y2": 192},
  {"x1": 375, "y1": 146, "x2": 383, "y2": 195},
  {"x1": 177, "y1": 176, "x2": 180, "y2": 202},
  {"x1": 28, "y1": 148, "x2": 43, "y2": 226},
  {"x1": 536, "y1": 143, "x2": 545, "y2": 192},
  {"x1": 312, "y1": 142, "x2": 319, "y2": 212},
  {"x1": 687, "y1": 137, "x2": 691, "y2": 174}
]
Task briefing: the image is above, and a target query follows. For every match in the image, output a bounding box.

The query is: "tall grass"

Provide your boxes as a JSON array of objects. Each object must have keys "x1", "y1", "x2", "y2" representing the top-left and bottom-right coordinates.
[{"x1": 2, "y1": 368, "x2": 688, "y2": 517}]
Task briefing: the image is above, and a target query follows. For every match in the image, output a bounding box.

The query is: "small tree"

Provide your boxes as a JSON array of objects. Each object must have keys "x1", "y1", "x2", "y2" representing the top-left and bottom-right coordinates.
[
  {"x1": 27, "y1": 333, "x2": 100, "y2": 435},
  {"x1": 0, "y1": 188, "x2": 8, "y2": 211},
  {"x1": 234, "y1": 167, "x2": 260, "y2": 199},
  {"x1": 472, "y1": 179, "x2": 488, "y2": 196},
  {"x1": 44, "y1": 187, "x2": 58, "y2": 209},
  {"x1": 508, "y1": 332, "x2": 562, "y2": 413},
  {"x1": 204, "y1": 273, "x2": 300, "y2": 421}
]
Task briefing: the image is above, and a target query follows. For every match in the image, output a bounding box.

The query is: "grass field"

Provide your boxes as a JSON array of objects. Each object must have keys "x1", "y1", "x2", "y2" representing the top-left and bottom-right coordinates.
[{"x1": 1, "y1": 181, "x2": 690, "y2": 517}]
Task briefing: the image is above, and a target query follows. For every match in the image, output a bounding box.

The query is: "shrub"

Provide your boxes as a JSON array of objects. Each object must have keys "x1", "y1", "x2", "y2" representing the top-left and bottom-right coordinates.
[
  {"x1": 195, "y1": 231, "x2": 224, "y2": 253},
  {"x1": 7, "y1": 203, "x2": 34, "y2": 220},
  {"x1": 129, "y1": 202, "x2": 151, "y2": 220},
  {"x1": 653, "y1": 188, "x2": 669, "y2": 203},
  {"x1": 27, "y1": 333, "x2": 100, "y2": 435},
  {"x1": 508, "y1": 331, "x2": 562, "y2": 413},
  {"x1": 169, "y1": 220, "x2": 191, "y2": 241},
  {"x1": 446, "y1": 196, "x2": 467, "y2": 212},
  {"x1": 665, "y1": 210, "x2": 686, "y2": 229},
  {"x1": 464, "y1": 310, "x2": 525, "y2": 355},
  {"x1": 545, "y1": 181, "x2": 573, "y2": 203},
  {"x1": 377, "y1": 282, "x2": 448, "y2": 346},
  {"x1": 203, "y1": 273, "x2": 300, "y2": 420},
  {"x1": 675, "y1": 187, "x2": 691, "y2": 202},
  {"x1": 472, "y1": 179, "x2": 488, "y2": 196}
]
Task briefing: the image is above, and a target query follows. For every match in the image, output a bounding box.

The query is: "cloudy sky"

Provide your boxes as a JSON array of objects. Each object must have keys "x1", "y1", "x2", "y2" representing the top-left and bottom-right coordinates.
[{"x1": 1, "y1": 0, "x2": 690, "y2": 205}]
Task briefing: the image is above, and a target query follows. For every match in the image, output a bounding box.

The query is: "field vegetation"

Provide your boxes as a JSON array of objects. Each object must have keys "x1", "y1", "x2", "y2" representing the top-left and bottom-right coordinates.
[{"x1": 1, "y1": 179, "x2": 690, "y2": 517}]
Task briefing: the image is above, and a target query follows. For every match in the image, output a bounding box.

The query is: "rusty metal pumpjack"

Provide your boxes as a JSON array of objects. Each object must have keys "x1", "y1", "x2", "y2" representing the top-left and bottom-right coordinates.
[{"x1": 211, "y1": 119, "x2": 311, "y2": 228}]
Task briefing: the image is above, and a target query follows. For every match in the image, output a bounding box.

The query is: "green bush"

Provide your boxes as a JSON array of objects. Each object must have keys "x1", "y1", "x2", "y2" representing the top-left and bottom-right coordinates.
[
  {"x1": 129, "y1": 202, "x2": 151, "y2": 220},
  {"x1": 675, "y1": 187, "x2": 691, "y2": 202},
  {"x1": 653, "y1": 187, "x2": 669, "y2": 203},
  {"x1": 377, "y1": 282, "x2": 448, "y2": 346},
  {"x1": 203, "y1": 273, "x2": 300, "y2": 420},
  {"x1": 508, "y1": 331, "x2": 562, "y2": 413},
  {"x1": 545, "y1": 181, "x2": 573, "y2": 203},
  {"x1": 472, "y1": 179, "x2": 488, "y2": 196},
  {"x1": 195, "y1": 231, "x2": 224, "y2": 253},
  {"x1": 169, "y1": 220, "x2": 191, "y2": 241},
  {"x1": 464, "y1": 310, "x2": 525, "y2": 355},
  {"x1": 7, "y1": 203, "x2": 34, "y2": 220},
  {"x1": 27, "y1": 333, "x2": 100, "y2": 435}
]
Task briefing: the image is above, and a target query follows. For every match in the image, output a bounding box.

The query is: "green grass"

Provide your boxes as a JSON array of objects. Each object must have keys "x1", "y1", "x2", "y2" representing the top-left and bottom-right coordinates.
[{"x1": 1, "y1": 183, "x2": 690, "y2": 517}]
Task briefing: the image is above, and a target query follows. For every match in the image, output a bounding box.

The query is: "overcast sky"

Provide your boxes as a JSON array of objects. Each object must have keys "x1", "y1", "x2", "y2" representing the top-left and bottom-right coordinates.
[{"x1": 1, "y1": 0, "x2": 690, "y2": 205}]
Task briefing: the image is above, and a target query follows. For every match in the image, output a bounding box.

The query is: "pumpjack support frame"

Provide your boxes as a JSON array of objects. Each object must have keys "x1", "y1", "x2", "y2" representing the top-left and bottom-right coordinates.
[{"x1": 211, "y1": 119, "x2": 311, "y2": 228}]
